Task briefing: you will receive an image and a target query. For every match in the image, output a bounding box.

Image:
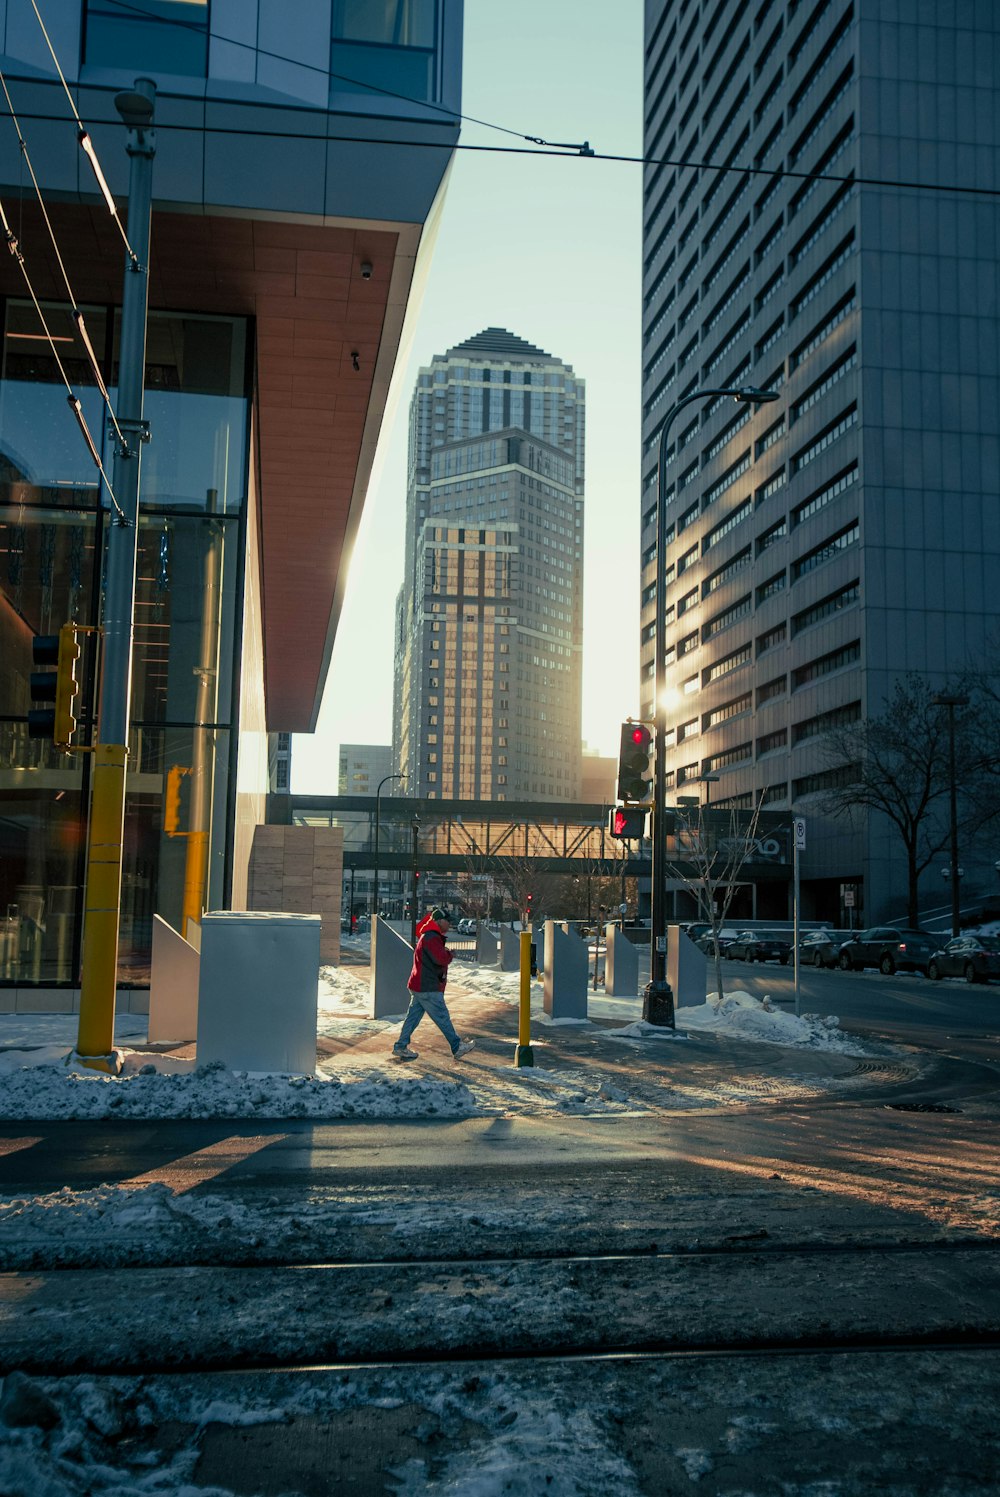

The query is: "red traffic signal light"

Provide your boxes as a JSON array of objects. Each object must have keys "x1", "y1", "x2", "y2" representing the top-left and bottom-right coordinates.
[{"x1": 617, "y1": 721, "x2": 653, "y2": 803}]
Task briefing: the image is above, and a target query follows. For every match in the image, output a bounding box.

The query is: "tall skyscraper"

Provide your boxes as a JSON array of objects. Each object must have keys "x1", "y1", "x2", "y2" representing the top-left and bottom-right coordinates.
[
  {"x1": 393, "y1": 329, "x2": 585, "y2": 802},
  {"x1": 641, "y1": 2, "x2": 1000, "y2": 922}
]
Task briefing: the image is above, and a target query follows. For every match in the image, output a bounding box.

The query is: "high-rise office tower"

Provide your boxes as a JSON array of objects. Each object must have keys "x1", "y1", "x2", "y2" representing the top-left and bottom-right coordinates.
[
  {"x1": 394, "y1": 329, "x2": 585, "y2": 802},
  {"x1": 641, "y1": 1, "x2": 1000, "y2": 922}
]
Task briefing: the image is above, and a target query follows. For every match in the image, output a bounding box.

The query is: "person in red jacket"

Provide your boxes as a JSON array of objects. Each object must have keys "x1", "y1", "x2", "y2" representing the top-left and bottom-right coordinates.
[{"x1": 391, "y1": 907, "x2": 475, "y2": 1063}]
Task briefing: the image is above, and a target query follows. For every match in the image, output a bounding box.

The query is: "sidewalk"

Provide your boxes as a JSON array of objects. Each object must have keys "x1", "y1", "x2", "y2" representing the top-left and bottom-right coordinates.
[{"x1": 0, "y1": 951, "x2": 935, "y2": 1124}]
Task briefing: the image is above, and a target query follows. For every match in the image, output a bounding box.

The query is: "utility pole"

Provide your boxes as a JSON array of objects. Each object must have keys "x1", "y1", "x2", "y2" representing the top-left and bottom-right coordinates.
[{"x1": 76, "y1": 80, "x2": 155, "y2": 1069}]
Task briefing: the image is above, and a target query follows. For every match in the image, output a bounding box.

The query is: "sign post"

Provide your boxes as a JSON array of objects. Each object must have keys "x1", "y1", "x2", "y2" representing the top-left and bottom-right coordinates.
[{"x1": 792, "y1": 817, "x2": 806, "y2": 1016}]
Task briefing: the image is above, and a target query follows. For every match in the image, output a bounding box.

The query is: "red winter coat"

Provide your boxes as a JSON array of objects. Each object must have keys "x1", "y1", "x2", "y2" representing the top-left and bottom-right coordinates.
[{"x1": 408, "y1": 915, "x2": 454, "y2": 993}]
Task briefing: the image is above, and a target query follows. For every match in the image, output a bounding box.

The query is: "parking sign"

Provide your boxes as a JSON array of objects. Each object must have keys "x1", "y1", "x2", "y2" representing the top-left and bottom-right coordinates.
[{"x1": 793, "y1": 817, "x2": 806, "y2": 851}]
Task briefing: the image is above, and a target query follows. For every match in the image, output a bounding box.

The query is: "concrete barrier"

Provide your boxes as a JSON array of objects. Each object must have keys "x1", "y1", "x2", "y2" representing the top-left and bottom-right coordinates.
[
  {"x1": 543, "y1": 920, "x2": 589, "y2": 1020},
  {"x1": 604, "y1": 924, "x2": 640, "y2": 997},
  {"x1": 197, "y1": 911, "x2": 320, "y2": 1074},
  {"x1": 148, "y1": 914, "x2": 200, "y2": 1043},
  {"x1": 371, "y1": 916, "x2": 413, "y2": 1019},
  {"x1": 500, "y1": 926, "x2": 522, "y2": 972},
  {"x1": 476, "y1": 926, "x2": 500, "y2": 966},
  {"x1": 668, "y1": 924, "x2": 708, "y2": 1007}
]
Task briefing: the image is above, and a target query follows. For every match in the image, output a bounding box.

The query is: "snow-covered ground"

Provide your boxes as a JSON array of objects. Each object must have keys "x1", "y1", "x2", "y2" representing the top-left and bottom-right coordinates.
[{"x1": 0, "y1": 960, "x2": 882, "y2": 1124}]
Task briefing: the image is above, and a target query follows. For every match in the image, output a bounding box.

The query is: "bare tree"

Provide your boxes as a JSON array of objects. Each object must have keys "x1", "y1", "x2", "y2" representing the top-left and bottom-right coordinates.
[
  {"x1": 665, "y1": 795, "x2": 765, "y2": 1000},
  {"x1": 818, "y1": 675, "x2": 983, "y2": 926}
]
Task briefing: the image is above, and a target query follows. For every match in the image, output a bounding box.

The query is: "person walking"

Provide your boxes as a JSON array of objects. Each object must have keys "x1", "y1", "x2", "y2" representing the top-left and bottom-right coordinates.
[{"x1": 391, "y1": 907, "x2": 475, "y2": 1063}]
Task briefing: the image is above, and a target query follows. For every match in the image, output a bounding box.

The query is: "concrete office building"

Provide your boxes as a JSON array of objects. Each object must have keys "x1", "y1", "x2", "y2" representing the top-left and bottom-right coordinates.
[
  {"x1": 0, "y1": 0, "x2": 462, "y2": 993},
  {"x1": 393, "y1": 328, "x2": 585, "y2": 802},
  {"x1": 338, "y1": 744, "x2": 393, "y2": 797},
  {"x1": 640, "y1": 0, "x2": 1000, "y2": 922}
]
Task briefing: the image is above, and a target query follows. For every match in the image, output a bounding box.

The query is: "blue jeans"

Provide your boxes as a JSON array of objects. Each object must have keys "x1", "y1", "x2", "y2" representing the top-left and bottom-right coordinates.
[{"x1": 395, "y1": 990, "x2": 461, "y2": 1055}]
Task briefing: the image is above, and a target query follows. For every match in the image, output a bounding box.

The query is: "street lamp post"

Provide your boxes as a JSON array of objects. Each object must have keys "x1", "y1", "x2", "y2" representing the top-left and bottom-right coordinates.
[
  {"x1": 932, "y1": 692, "x2": 969, "y2": 938},
  {"x1": 372, "y1": 772, "x2": 405, "y2": 921},
  {"x1": 410, "y1": 816, "x2": 420, "y2": 947},
  {"x1": 646, "y1": 385, "x2": 779, "y2": 1026}
]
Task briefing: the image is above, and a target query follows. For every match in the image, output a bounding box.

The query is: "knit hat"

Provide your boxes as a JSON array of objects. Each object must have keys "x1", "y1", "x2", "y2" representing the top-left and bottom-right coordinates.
[{"x1": 430, "y1": 906, "x2": 452, "y2": 924}]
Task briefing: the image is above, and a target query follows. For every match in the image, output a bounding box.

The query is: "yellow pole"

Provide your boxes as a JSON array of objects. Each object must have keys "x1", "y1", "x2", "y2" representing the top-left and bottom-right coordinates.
[
  {"x1": 76, "y1": 743, "x2": 127, "y2": 1069},
  {"x1": 514, "y1": 928, "x2": 534, "y2": 1067}
]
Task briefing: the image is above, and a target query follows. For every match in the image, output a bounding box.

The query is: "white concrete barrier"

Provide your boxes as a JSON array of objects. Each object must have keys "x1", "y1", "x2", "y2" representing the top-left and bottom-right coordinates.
[
  {"x1": 371, "y1": 916, "x2": 414, "y2": 1019},
  {"x1": 543, "y1": 920, "x2": 589, "y2": 1020},
  {"x1": 148, "y1": 914, "x2": 200, "y2": 1043},
  {"x1": 197, "y1": 911, "x2": 320, "y2": 1074},
  {"x1": 605, "y1": 924, "x2": 640, "y2": 997}
]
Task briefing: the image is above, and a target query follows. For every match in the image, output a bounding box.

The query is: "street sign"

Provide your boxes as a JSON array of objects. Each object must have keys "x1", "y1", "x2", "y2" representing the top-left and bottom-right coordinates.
[
  {"x1": 793, "y1": 816, "x2": 806, "y2": 851},
  {"x1": 844, "y1": 888, "x2": 855, "y2": 908}
]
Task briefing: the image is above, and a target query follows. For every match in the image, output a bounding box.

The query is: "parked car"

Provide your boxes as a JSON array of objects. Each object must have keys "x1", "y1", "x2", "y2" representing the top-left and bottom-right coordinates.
[
  {"x1": 727, "y1": 930, "x2": 791, "y2": 964},
  {"x1": 695, "y1": 928, "x2": 740, "y2": 957},
  {"x1": 680, "y1": 922, "x2": 711, "y2": 943},
  {"x1": 927, "y1": 934, "x2": 1000, "y2": 984},
  {"x1": 798, "y1": 929, "x2": 854, "y2": 967},
  {"x1": 837, "y1": 926, "x2": 937, "y2": 975},
  {"x1": 456, "y1": 918, "x2": 477, "y2": 935}
]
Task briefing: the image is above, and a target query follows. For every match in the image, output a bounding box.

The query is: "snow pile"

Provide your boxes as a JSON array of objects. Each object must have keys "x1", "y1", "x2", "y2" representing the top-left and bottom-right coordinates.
[
  {"x1": 0, "y1": 1055, "x2": 479, "y2": 1122},
  {"x1": 682, "y1": 990, "x2": 871, "y2": 1054}
]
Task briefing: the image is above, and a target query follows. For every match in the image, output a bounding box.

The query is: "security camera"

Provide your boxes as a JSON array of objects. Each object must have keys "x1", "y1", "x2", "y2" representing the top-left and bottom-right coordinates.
[{"x1": 360, "y1": 261, "x2": 373, "y2": 280}]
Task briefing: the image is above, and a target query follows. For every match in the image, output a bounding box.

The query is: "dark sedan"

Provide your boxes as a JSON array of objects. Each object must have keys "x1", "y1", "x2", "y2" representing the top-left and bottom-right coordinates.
[
  {"x1": 798, "y1": 929, "x2": 854, "y2": 967},
  {"x1": 927, "y1": 934, "x2": 1000, "y2": 984},
  {"x1": 837, "y1": 926, "x2": 937, "y2": 975},
  {"x1": 727, "y1": 930, "x2": 791, "y2": 964}
]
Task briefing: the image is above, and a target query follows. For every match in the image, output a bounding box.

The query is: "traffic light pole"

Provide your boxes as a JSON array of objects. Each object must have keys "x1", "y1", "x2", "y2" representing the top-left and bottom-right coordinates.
[
  {"x1": 76, "y1": 80, "x2": 156, "y2": 1069},
  {"x1": 646, "y1": 385, "x2": 778, "y2": 1027}
]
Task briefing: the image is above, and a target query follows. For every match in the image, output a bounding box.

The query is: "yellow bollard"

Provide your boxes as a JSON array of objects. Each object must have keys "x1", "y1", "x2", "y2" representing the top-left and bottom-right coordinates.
[
  {"x1": 76, "y1": 742, "x2": 128, "y2": 1071},
  {"x1": 514, "y1": 928, "x2": 534, "y2": 1067}
]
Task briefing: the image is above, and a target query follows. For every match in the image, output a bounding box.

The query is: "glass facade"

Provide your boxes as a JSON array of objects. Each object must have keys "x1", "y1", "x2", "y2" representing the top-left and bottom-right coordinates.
[
  {"x1": 0, "y1": 298, "x2": 250, "y2": 986},
  {"x1": 83, "y1": 1, "x2": 210, "y2": 77}
]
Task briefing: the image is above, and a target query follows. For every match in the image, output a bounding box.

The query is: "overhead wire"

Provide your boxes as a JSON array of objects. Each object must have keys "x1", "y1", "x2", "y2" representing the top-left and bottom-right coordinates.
[
  {"x1": 0, "y1": 192, "x2": 125, "y2": 518},
  {"x1": 52, "y1": 0, "x2": 1000, "y2": 198},
  {"x1": 0, "y1": 67, "x2": 126, "y2": 449},
  {"x1": 28, "y1": 0, "x2": 139, "y2": 264}
]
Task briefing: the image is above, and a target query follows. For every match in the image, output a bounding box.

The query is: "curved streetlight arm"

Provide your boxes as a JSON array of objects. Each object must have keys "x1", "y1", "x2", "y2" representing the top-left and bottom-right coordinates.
[{"x1": 648, "y1": 385, "x2": 778, "y2": 1001}]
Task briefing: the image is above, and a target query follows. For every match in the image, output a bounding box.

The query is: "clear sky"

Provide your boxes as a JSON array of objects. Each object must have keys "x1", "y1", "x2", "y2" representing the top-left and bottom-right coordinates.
[{"x1": 293, "y1": 0, "x2": 644, "y2": 794}]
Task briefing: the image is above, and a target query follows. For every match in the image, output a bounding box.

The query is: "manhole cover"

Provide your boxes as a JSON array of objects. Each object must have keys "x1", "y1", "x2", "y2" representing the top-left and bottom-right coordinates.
[{"x1": 885, "y1": 1102, "x2": 963, "y2": 1114}]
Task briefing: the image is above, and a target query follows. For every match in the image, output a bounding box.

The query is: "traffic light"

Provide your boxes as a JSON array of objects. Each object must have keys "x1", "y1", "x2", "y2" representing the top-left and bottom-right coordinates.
[
  {"x1": 164, "y1": 765, "x2": 192, "y2": 836},
  {"x1": 28, "y1": 634, "x2": 60, "y2": 740},
  {"x1": 526, "y1": 892, "x2": 533, "y2": 923},
  {"x1": 28, "y1": 624, "x2": 84, "y2": 749},
  {"x1": 617, "y1": 721, "x2": 653, "y2": 803},
  {"x1": 608, "y1": 806, "x2": 647, "y2": 840},
  {"x1": 54, "y1": 623, "x2": 82, "y2": 748}
]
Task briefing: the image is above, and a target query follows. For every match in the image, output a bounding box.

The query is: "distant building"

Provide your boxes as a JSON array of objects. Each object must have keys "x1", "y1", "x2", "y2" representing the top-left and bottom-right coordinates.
[
  {"x1": 338, "y1": 745, "x2": 393, "y2": 798},
  {"x1": 269, "y1": 734, "x2": 293, "y2": 795},
  {"x1": 581, "y1": 750, "x2": 617, "y2": 806},
  {"x1": 394, "y1": 328, "x2": 586, "y2": 802},
  {"x1": 640, "y1": 1, "x2": 1000, "y2": 922}
]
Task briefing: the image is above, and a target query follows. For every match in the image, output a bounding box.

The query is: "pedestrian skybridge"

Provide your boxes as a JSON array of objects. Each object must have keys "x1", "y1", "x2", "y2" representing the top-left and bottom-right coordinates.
[{"x1": 269, "y1": 794, "x2": 792, "y2": 882}]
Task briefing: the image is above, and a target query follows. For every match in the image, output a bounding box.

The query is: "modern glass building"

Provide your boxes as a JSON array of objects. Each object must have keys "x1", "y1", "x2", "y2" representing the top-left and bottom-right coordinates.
[
  {"x1": 393, "y1": 329, "x2": 586, "y2": 803},
  {"x1": 640, "y1": 0, "x2": 1000, "y2": 923},
  {"x1": 0, "y1": 0, "x2": 463, "y2": 996}
]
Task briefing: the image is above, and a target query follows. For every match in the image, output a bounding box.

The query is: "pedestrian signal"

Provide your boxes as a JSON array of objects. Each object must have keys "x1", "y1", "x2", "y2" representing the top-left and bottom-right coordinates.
[{"x1": 608, "y1": 806, "x2": 646, "y2": 840}]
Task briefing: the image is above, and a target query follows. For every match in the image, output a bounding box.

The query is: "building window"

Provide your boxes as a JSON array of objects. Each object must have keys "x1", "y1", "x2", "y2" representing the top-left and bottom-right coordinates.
[
  {"x1": 791, "y1": 520, "x2": 859, "y2": 580},
  {"x1": 84, "y1": 0, "x2": 209, "y2": 74},
  {"x1": 792, "y1": 700, "x2": 862, "y2": 744},
  {"x1": 757, "y1": 675, "x2": 787, "y2": 705},
  {"x1": 756, "y1": 728, "x2": 787, "y2": 756},
  {"x1": 791, "y1": 579, "x2": 859, "y2": 634},
  {"x1": 792, "y1": 638, "x2": 861, "y2": 688},
  {"x1": 331, "y1": 0, "x2": 439, "y2": 103}
]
